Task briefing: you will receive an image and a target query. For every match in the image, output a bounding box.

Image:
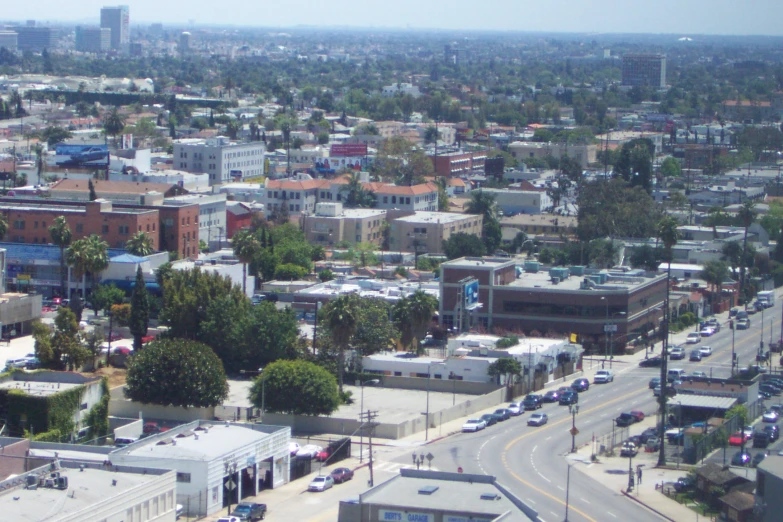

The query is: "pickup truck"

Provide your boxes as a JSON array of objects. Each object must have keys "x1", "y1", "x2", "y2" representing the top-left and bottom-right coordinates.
[
  {"x1": 593, "y1": 369, "x2": 614, "y2": 383},
  {"x1": 230, "y1": 502, "x2": 267, "y2": 521}
]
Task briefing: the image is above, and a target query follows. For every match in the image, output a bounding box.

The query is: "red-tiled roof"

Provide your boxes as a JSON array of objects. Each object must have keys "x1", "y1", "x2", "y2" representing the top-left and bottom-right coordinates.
[{"x1": 265, "y1": 179, "x2": 331, "y2": 190}]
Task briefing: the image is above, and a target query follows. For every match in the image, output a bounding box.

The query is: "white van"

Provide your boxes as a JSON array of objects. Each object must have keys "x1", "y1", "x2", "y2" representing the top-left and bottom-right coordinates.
[{"x1": 667, "y1": 369, "x2": 686, "y2": 382}]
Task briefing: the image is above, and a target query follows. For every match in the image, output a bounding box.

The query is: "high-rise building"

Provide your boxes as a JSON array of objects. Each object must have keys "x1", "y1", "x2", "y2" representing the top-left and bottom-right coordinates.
[
  {"x1": 13, "y1": 26, "x2": 58, "y2": 51},
  {"x1": 0, "y1": 31, "x2": 18, "y2": 52},
  {"x1": 622, "y1": 53, "x2": 666, "y2": 88},
  {"x1": 179, "y1": 31, "x2": 191, "y2": 53},
  {"x1": 75, "y1": 26, "x2": 111, "y2": 53},
  {"x1": 100, "y1": 5, "x2": 129, "y2": 50}
]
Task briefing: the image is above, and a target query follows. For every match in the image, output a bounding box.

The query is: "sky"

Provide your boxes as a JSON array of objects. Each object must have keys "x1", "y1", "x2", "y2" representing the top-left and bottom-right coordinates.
[{"x1": 3, "y1": 0, "x2": 783, "y2": 36}]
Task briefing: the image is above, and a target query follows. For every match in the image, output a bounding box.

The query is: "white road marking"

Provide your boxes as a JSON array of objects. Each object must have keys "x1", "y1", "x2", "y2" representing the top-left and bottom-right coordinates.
[
  {"x1": 550, "y1": 511, "x2": 559, "y2": 517},
  {"x1": 608, "y1": 512, "x2": 617, "y2": 518},
  {"x1": 580, "y1": 498, "x2": 591, "y2": 504},
  {"x1": 557, "y1": 485, "x2": 565, "y2": 491},
  {"x1": 545, "y1": 436, "x2": 552, "y2": 441},
  {"x1": 526, "y1": 498, "x2": 537, "y2": 505}
]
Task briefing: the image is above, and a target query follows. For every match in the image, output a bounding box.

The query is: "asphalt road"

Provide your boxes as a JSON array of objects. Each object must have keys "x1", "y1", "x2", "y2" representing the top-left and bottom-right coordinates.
[{"x1": 375, "y1": 302, "x2": 783, "y2": 522}]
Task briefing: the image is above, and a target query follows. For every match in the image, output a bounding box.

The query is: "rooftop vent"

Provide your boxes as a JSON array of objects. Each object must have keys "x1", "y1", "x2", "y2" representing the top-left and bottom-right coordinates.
[
  {"x1": 418, "y1": 485, "x2": 439, "y2": 495},
  {"x1": 176, "y1": 430, "x2": 195, "y2": 438},
  {"x1": 480, "y1": 493, "x2": 501, "y2": 501}
]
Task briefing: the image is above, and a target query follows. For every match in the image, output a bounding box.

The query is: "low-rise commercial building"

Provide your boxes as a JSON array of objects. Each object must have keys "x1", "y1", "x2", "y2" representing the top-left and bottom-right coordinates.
[
  {"x1": 508, "y1": 141, "x2": 597, "y2": 168},
  {"x1": 430, "y1": 150, "x2": 487, "y2": 177},
  {"x1": 165, "y1": 193, "x2": 227, "y2": 250},
  {"x1": 388, "y1": 212, "x2": 483, "y2": 255},
  {"x1": 477, "y1": 188, "x2": 551, "y2": 215},
  {"x1": 304, "y1": 203, "x2": 386, "y2": 247},
  {"x1": 173, "y1": 137, "x2": 266, "y2": 185},
  {"x1": 49, "y1": 178, "x2": 186, "y2": 204}
]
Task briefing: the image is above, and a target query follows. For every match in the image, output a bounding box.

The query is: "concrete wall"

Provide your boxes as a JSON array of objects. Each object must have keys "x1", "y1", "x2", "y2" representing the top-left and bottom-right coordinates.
[
  {"x1": 109, "y1": 393, "x2": 215, "y2": 422},
  {"x1": 0, "y1": 439, "x2": 30, "y2": 479},
  {"x1": 352, "y1": 375, "x2": 501, "y2": 395}
]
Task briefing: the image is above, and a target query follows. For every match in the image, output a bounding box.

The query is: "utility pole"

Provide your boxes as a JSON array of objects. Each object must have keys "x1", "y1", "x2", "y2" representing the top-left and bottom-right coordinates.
[{"x1": 360, "y1": 410, "x2": 379, "y2": 487}]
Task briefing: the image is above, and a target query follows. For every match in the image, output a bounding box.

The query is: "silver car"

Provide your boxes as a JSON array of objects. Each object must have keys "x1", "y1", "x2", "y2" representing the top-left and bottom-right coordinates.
[
  {"x1": 308, "y1": 475, "x2": 334, "y2": 492},
  {"x1": 528, "y1": 413, "x2": 548, "y2": 426}
]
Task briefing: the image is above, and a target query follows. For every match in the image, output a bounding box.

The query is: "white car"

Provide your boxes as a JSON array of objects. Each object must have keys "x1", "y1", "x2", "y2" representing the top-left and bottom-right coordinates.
[
  {"x1": 700, "y1": 327, "x2": 715, "y2": 337},
  {"x1": 296, "y1": 444, "x2": 323, "y2": 459},
  {"x1": 289, "y1": 442, "x2": 300, "y2": 456},
  {"x1": 216, "y1": 518, "x2": 240, "y2": 522},
  {"x1": 528, "y1": 413, "x2": 548, "y2": 426},
  {"x1": 506, "y1": 403, "x2": 523, "y2": 416},
  {"x1": 763, "y1": 411, "x2": 780, "y2": 423},
  {"x1": 686, "y1": 333, "x2": 701, "y2": 344},
  {"x1": 308, "y1": 475, "x2": 334, "y2": 492},
  {"x1": 594, "y1": 369, "x2": 614, "y2": 383},
  {"x1": 691, "y1": 371, "x2": 707, "y2": 378},
  {"x1": 462, "y1": 419, "x2": 487, "y2": 432},
  {"x1": 699, "y1": 346, "x2": 713, "y2": 357}
]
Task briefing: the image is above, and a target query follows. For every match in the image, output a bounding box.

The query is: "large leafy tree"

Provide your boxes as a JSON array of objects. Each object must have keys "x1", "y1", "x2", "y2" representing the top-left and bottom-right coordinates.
[
  {"x1": 577, "y1": 178, "x2": 662, "y2": 241},
  {"x1": 102, "y1": 106, "x2": 126, "y2": 143},
  {"x1": 465, "y1": 190, "x2": 502, "y2": 254},
  {"x1": 125, "y1": 339, "x2": 229, "y2": 408},
  {"x1": 393, "y1": 290, "x2": 439, "y2": 353},
  {"x1": 443, "y1": 232, "x2": 486, "y2": 259},
  {"x1": 49, "y1": 216, "x2": 72, "y2": 297},
  {"x1": 88, "y1": 284, "x2": 124, "y2": 317},
  {"x1": 249, "y1": 360, "x2": 340, "y2": 416},
  {"x1": 701, "y1": 260, "x2": 730, "y2": 308},
  {"x1": 322, "y1": 293, "x2": 361, "y2": 392},
  {"x1": 352, "y1": 298, "x2": 398, "y2": 356},
  {"x1": 614, "y1": 138, "x2": 655, "y2": 192},
  {"x1": 129, "y1": 266, "x2": 149, "y2": 352},
  {"x1": 125, "y1": 231, "x2": 154, "y2": 257},
  {"x1": 340, "y1": 171, "x2": 376, "y2": 208},
  {"x1": 32, "y1": 308, "x2": 90, "y2": 371},
  {"x1": 487, "y1": 357, "x2": 522, "y2": 387}
]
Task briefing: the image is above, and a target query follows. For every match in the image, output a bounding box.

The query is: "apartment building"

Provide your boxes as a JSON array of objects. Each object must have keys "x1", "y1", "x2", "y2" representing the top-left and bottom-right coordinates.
[
  {"x1": 264, "y1": 178, "x2": 329, "y2": 215},
  {"x1": 75, "y1": 26, "x2": 111, "y2": 53},
  {"x1": 173, "y1": 137, "x2": 266, "y2": 185},
  {"x1": 304, "y1": 203, "x2": 387, "y2": 247},
  {"x1": 388, "y1": 212, "x2": 483, "y2": 255},
  {"x1": 430, "y1": 150, "x2": 487, "y2": 177},
  {"x1": 622, "y1": 53, "x2": 666, "y2": 88},
  {"x1": 477, "y1": 188, "x2": 551, "y2": 215},
  {"x1": 508, "y1": 142, "x2": 597, "y2": 168},
  {"x1": 373, "y1": 182, "x2": 439, "y2": 212},
  {"x1": 0, "y1": 32, "x2": 18, "y2": 52}
]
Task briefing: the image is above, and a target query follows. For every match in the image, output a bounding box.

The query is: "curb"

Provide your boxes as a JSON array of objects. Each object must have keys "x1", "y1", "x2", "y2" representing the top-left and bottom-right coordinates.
[{"x1": 620, "y1": 489, "x2": 677, "y2": 522}]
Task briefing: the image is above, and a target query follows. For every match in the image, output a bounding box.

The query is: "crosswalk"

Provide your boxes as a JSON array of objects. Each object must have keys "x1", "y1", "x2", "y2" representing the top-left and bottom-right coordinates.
[{"x1": 371, "y1": 460, "x2": 440, "y2": 474}]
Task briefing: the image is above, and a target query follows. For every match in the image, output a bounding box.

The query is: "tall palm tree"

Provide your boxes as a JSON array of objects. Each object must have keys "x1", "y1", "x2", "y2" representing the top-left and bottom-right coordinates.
[
  {"x1": 33, "y1": 144, "x2": 46, "y2": 185},
  {"x1": 465, "y1": 190, "x2": 497, "y2": 223},
  {"x1": 84, "y1": 235, "x2": 109, "y2": 295},
  {"x1": 232, "y1": 229, "x2": 261, "y2": 296},
  {"x1": 322, "y1": 293, "x2": 361, "y2": 393},
  {"x1": 0, "y1": 213, "x2": 7, "y2": 241},
  {"x1": 125, "y1": 231, "x2": 154, "y2": 257},
  {"x1": 65, "y1": 238, "x2": 90, "y2": 299},
  {"x1": 738, "y1": 200, "x2": 757, "y2": 307},
  {"x1": 102, "y1": 106, "x2": 126, "y2": 145},
  {"x1": 656, "y1": 215, "x2": 680, "y2": 467},
  {"x1": 49, "y1": 216, "x2": 72, "y2": 297}
]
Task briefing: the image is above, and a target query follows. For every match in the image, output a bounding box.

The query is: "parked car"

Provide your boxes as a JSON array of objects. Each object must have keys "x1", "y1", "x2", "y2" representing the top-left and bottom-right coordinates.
[
  {"x1": 620, "y1": 442, "x2": 638, "y2": 457},
  {"x1": 752, "y1": 451, "x2": 769, "y2": 468},
  {"x1": 689, "y1": 350, "x2": 702, "y2": 362},
  {"x1": 288, "y1": 442, "x2": 300, "y2": 456},
  {"x1": 640, "y1": 428, "x2": 658, "y2": 444},
  {"x1": 629, "y1": 410, "x2": 645, "y2": 422},
  {"x1": 522, "y1": 395, "x2": 542, "y2": 410},
  {"x1": 571, "y1": 378, "x2": 590, "y2": 392},
  {"x1": 769, "y1": 404, "x2": 783, "y2": 414},
  {"x1": 593, "y1": 370, "x2": 614, "y2": 384},
  {"x1": 649, "y1": 377, "x2": 661, "y2": 389},
  {"x1": 760, "y1": 385, "x2": 782, "y2": 396},
  {"x1": 308, "y1": 475, "x2": 334, "y2": 492},
  {"x1": 743, "y1": 426, "x2": 755, "y2": 438},
  {"x1": 754, "y1": 431, "x2": 771, "y2": 448},
  {"x1": 480, "y1": 414, "x2": 498, "y2": 427},
  {"x1": 639, "y1": 357, "x2": 663, "y2": 368},
  {"x1": 653, "y1": 385, "x2": 677, "y2": 397},
  {"x1": 506, "y1": 403, "x2": 522, "y2": 416},
  {"x1": 763, "y1": 410, "x2": 780, "y2": 423},
  {"x1": 691, "y1": 371, "x2": 707, "y2": 378},
  {"x1": 645, "y1": 437, "x2": 661, "y2": 451},
  {"x1": 673, "y1": 476, "x2": 695, "y2": 492},
  {"x1": 764, "y1": 424, "x2": 780, "y2": 442},
  {"x1": 559, "y1": 391, "x2": 578, "y2": 405},
  {"x1": 686, "y1": 333, "x2": 701, "y2": 344},
  {"x1": 462, "y1": 419, "x2": 487, "y2": 432},
  {"x1": 729, "y1": 432, "x2": 749, "y2": 446},
  {"x1": 542, "y1": 390, "x2": 561, "y2": 403},
  {"x1": 616, "y1": 413, "x2": 636, "y2": 427},
  {"x1": 143, "y1": 421, "x2": 159, "y2": 434},
  {"x1": 528, "y1": 413, "x2": 548, "y2": 426},
  {"x1": 699, "y1": 346, "x2": 713, "y2": 357},
  {"x1": 330, "y1": 468, "x2": 354, "y2": 484},
  {"x1": 296, "y1": 445, "x2": 323, "y2": 459},
  {"x1": 493, "y1": 408, "x2": 512, "y2": 421},
  {"x1": 314, "y1": 448, "x2": 332, "y2": 462},
  {"x1": 230, "y1": 502, "x2": 267, "y2": 521},
  {"x1": 216, "y1": 517, "x2": 241, "y2": 522}
]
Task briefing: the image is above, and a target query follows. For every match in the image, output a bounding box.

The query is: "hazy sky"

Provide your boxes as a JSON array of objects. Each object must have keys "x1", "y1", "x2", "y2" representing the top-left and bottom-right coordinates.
[{"x1": 4, "y1": 0, "x2": 783, "y2": 36}]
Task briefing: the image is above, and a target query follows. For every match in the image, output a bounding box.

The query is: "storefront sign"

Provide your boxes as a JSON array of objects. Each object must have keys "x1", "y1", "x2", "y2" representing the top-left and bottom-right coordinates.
[{"x1": 378, "y1": 511, "x2": 432, "y2": 522}]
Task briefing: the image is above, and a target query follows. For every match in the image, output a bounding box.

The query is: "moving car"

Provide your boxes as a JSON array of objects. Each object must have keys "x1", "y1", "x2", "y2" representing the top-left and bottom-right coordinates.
[
  {"x1": 593, "y1": 370, "x2": 614, "y2": 384},
  {"x1": 686, "y1": 333, "x2": 701, "y2": 344},
  {"x1": 571, "y1": 378, "x2": 590, "y2": 392},
  {"x1": 522, "y1": 395, "x2": 543, "y2": 410},
  {"x1": 763, "y1": 410, "x2": 780, "y2": 423},
  {"x1": 731, "y1": 451, "x2": 752, "y2": 467},
  {"x1": 691, "y1": 371, "x2": 707, "y2": 378},
  {"x1": 542, "y1": 390, "x2": 561, "y2": 403},
  {"x1": 689, "y1": 350, "x2": 702, "y2": 362},
  {"x1": 669, "y1": 347, "x2": 686, "y2": 359},
  {"x1": 673, "y1": 476, "x2": 695, "y2": 492},
  {"x1": 764, "y1": 424, "x2": 780, "y2": 442},
  {"x1": 649, "y1": 377, "x2": 661, "y2": 389},
  {"x1": 729, "y1": 432, "x2": 749, "y2": 446},
  {"x1": 230, "y1": 502, "x2": 267, "y2": 521},
  {"x1": 330, "y1": 468, "x2": 354, "y2": 484},
  {"x1": 699, "y1": 346, "x2": 713, "y2": 357},
  {"x1": 645, "y1": 437, "x2": 661, "y2": 451},
  {"x1": 462, "y1": 419, "x2": 487, "y2": 432},
  {"x1": 639, "y1": 356, "x2": 663, "y2": 368},
  {"x1": 752, "y1": 451, "x2": 769, "y2": 468},
  {"x1": 615, "y1": 413, "x2": 636, "y2": 427},
  {"x1": 630, "y1": 410, "x2": 645, "y2": 422},
  {"x1": 480, "y1": 414, "x2": 498, "y2": 427},
  {"x1": 736, "y1": 319, "x2": 750, "y2": 330},
  {"x1": 559, "y1": 391, "x2": 578, "y2": 405},
  {"x1": 754, "y1": 431, "x2": 771, "y2": 448},
  {"x1": 528, "y1": 413, "x2": 548, "y2": 426},
  {"x1": 699, "y1": 327, "x2": 715, "y2": 337},
  {"x1": 620, "y1": 442, "x2": 638, "y2": 457},
  {"x1": 308, "y1": 475, "x2": 334, "y2": 492}
]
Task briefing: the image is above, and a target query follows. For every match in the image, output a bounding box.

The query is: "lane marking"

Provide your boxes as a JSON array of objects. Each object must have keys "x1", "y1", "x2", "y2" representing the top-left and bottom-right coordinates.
[
  {"x1": 608, "y1": 512, "x2": 617, "y2": 518},
  {"x1": 580, "y1": 497, "x2": 591, "y2": 504},
  {"x1": 557, "y1": 485, "x2": 565, "y2": 491}
]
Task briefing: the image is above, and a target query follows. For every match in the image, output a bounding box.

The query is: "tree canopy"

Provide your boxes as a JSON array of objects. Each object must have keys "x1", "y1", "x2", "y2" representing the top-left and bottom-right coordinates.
[
  {"x1": 250, "y1": 360, "x2": 340, "y2": 416},
  {"x1": 577, "y1": 178, "x2": 662, "y2": 241}
]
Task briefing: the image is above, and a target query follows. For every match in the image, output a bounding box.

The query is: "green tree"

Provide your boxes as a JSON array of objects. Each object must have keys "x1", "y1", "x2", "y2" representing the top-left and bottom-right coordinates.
[
  {"x1": 487, "y1": 357, "x2": 522, "y2": 387},
  {"x1": 353, "y1": 298, "x2": 398, "y2": 356},
  {"x1": 102, "y1": 106, "x2": 126, "y2": 143},
  {"x1": 322, "y1": 293, "x2": 361, "y2": 392},
  {"x1": 738, "y1": 201, "x2": 757, "y2": 304},
  {"x1": 465, "y1": 190, "x2": 497, "y2": 222},
  {"x1": 32, "y1": 308, "x2": 89, "y2": 371},
  {"x1": 629, "y1": 244, "x2": 663, "y2": 272},
  {"x1": 41, "y1": 126, "x2": 72, "y2": 147},
  {"x1": 129, "y1": 266, "x2": 149, "y2": 352},
  {"x1": 88, "y1": 179, "x2": 97, "y2": 201},
  {"x1": 232, "y1": 229, "x2": 261, "y2": 295},
  {"x1": 88, "y1": 284, "x2": 124, "y2": 317},
  {"x1": 443, "y1": 232, "x2": 486, "y2": 259},
  {"x1": 393, "y1": 290, "x2": 438, "y2": 353},
  {"x1": 274, "y1": 263, "x2": 308, "y2": 281},
  {"x1": 318, "y1": 269, "x2": 335, "y2": 282},
  {"x1": 614, "y1": 138, "x2": 655, "y2": 192},
  {"x1": 49, "y1": 216, "x2": 72, "y2": 298},
  {"x1": 701, "y1": 260, "x2": 730, "y2": 309},
  {"x1": 577, "y1": 178, "x2": 662, "y2": 241},
  {"x1": 249, "y1": 360, "x2": 340, "y2": 416},
  {"x1": 125, "y1": 231, "x2": 154, "y2": 256},
  {"x1": 660, "y1": 157, "x2": 682, "y2": 178},
  {"x1": 125, "y1": 339, "x2": 229, "y2": 408},
  {"x1": 721, "y1": 241, "x2": 743, "y2": 279}
]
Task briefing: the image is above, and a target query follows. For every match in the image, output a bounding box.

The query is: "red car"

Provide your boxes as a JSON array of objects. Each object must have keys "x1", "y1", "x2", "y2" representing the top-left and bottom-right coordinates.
[
  {"x1": 729, "y1": 432, "x2": 749, "y2": 446},
  {"x1": 630, "y1": 411, "x2": 645, "y2": 422},
  {"x1": 143, "y1": 421, "x2": 159, "y2": 434},
  {"x1": 330, "y1": 467, "x2": 354, "y2": 484},
  {"x1": 315, "y1": 449, "x2": 332, "y2": 462}
]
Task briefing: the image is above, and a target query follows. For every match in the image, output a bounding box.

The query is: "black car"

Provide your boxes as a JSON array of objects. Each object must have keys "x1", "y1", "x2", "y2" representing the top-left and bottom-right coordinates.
[
  {"x1": 731, "y1": 451, "x2": 751, "y2": 467},
  {"x1": 753, "y1": 431, "x2": 771, "y2": 448},
  {"x1": 542, "y1": 390, "x2": 560, "y2": 403},
  {"x1": 639, "y1": 356, "x2": 663, "y2": 368},
  {"x1": 571, "y1": 378, "x2": 590, "y2": 393},
  {"x1": 230, "y1": 502, "x2": 267, "y2": 521},
  {"x1": 673, "y1": 476, "x2": 695, "y2": 492},
  {"x1": 760, "y1": 385, "x2": 782, "y2": 396},
  {"x1": 752, "y1": 451, "x2": 769, "y2": 468},
  {"x1": 559, "y1": 391, "x2": 578, "y2": 405},
  {"x1": 689, "y1": 350, "x2": 702, "y2": 362},
  {"x1": 764, "y1": 424, "x2": 780, "y2": 442},
  {"x1": 615, "y1": 413, "x2": 635, "y2": 427},
  {"x1": 649, "y1": 377, "x2": 661, "y2": 389},
  {"x1": 522, "y1": 395, "x2": 542, "y2": 410},
  {"x1": 480, "y1": 414, "x2": 498, "y2": 426},
  {"x1": 493, "y1": 408, "x2": 511, "y2": 421}
]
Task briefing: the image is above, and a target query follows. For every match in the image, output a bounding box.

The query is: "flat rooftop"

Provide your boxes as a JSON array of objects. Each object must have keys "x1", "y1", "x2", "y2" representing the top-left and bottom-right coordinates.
[
  {"x1": 509, "y1": 270, "x2": 659, "y2": 291},
  {"x1": 315, "y1": 208, "x2": 386, "y2": 218},
  {"x1": 0, "y1": 380, "x2": 82, "y2": 397},
  {"x1": 393, "y1": 212, "x2": 476, "y2": 224},
  {"x1": 119, "y1": 423, "x2": 270, "y2": 460},
  {"x1": 441, "y1": 257, "x2": 516, "y2": 270}
]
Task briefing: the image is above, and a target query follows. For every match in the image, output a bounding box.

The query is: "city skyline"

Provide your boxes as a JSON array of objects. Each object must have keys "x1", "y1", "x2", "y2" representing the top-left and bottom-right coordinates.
[{"x1": 1, "y1": 0, "x2": 783, "y2": 36}]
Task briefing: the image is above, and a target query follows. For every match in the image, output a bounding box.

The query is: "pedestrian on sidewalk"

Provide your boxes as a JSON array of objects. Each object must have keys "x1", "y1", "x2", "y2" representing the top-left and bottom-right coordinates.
[{"x1": 637, "y1": 467, "x2": 642, "y2": 485}]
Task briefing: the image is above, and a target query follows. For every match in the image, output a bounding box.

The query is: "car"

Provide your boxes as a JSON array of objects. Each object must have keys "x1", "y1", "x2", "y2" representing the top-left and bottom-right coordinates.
[
  {"x1": 730, "y1": 308, "x2": 739, "y2": 317},
  {"x1": 760, "y1": 391, "x2": 773, "y2": 400},
  {"x1": 230, "y1": 502, "x2": 267, "y2": 521},
  {"x1": 764, "y1": 381, "x2": 783, "y2": 392},
  {"x1": 669, "y1": 347, "x2": 686, "y2": 360},
  {"x1": 620, "y1": 442, "x2": 638, "y2": 457},
  {"x1": 666, "y1": 428, "x2": 685, "y2": 443},
  {"x1": 71, "y1": 146, "x2": 108, "y2": 163},
  {"x1": 769, "y1": 404, "x2": 783, "y2": 414},
  {"x1": 571, "y1": 378, "x2": 590, "y2": 392},
  {"x1": 542, "y1": 390, "x2": 561, "y2": 402},
  {"x1": 522, "y1": 395, "x2": 542, "y2": 410},
  {"x1": 616, "y1": 413, "x2": 636, "y2": 427},
  {"x1": 493, "y1": 409, "x2": 512, "y2": 421},
  {"x1": 764, "y1": 425, "x2": 780, "y2": 442},
  {"x1": 686, "y1": 333, "x2": 701, "y2": 344},
  {"x1": 743, "y1": 426, "x2": 755, "y2": 438},
  {"x1": 700, "y1": 327, "x2": 715, "y2": 337},
  {"x1": 308, "y1": 475, "x2": 334, "y2": 492},
  {"x1": 528, "y1": 413, "x2": 548, "y2": 426},
  {"x1": 216, "y1": 517, "x2": 241, "y2": 522},
  {"x1": 289, "y1": 442, "x2": 300, "y2": 456},
  {"x1": 729, "y1": 432, "x2": 749, "y2": 446},
  {"x1": 4, "y1": 358, "x2": 29, "y2": 370},
  {"x1": 731, "y1": 451, "x2": 752, "y2": 467},
  {"x1": 559, "y1": 391, "x2": 578, "y2": 405},
  {"x1": 737, "y1": 310, "x2": 749, "y2": 320},
  {"x1": 674, "y1": 476, "x2": 695, "y2": 492},
  {"x1": 480, "y1": 414, "x2": 498, "y2": 427},
  {"x1": 462, "y1": 419, "x2": 487, "y2": 432},
  {"x1": 699, "y1": 346, "x2": 713, "y2": 357},
  {"x1": 330, "y1": 468, "x2": 354, "y2": 484},
  {"x1": 640, "y1": 428, "x2": 659, "y2": 444},
  {"x1": 763, "y1": 410, "x2": 780, "y2": 423},
  {"x1": 736, "y1": 319, "x2": 751, "y2": 330},
  {"x1": 645, "y1": 437, "x2": 661, "y2": 451},
  {"x1": 689, "y1": 350, "x2": 702, "y2": 362},
  {"x1": 314, "y1": 448, "x2": 332, "y2": 462},
  {"x1": 593, "y1": 370, "x2": 614, "y2": 383},
  {"x1": 649, "y1": 377, "x2": 661, "y2": 389},
  {"x1": 639, "y1": 356, "x2": 663, "y2": 368},
  {"x1": 630, "y1": 410, "x2": 645, "y2": 422},
  {"x1": 143, "y1": 421, "x2": 159, "y2": 434},
  {"x1": 752, "y1": 451, "x2": 769, "y2": 468},
  {"x1": 690, "y1": 371, "x2": 707, "y2": 378},
  {"x1": 760, "y1": 385, "x2": 782, "y2": 396},
  {"x1": 296, "y1": 445, "x2": 323, "y2": 459},
  {"x1": 653, "y1": 385, "x2": 677, "y2": 397},
  {"x1": 506, "y1": 403, "x2": 522, "y2": 416},
  {"x1": 754, "y1": 431, "x2": 771, "y2": 448}
]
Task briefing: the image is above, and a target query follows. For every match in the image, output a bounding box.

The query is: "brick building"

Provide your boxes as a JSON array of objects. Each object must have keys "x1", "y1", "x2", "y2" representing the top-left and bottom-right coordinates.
[{"x1": 430, "y1": 150, "x2": 487, "y2": 177}]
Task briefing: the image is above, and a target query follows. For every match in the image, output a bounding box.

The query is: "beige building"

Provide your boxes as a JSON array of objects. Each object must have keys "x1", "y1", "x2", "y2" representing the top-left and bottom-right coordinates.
[
  {"x1": 389, "y1": 211, "x2": 483, "y2": 255},
  {"x1": 508, "y1": 141, "x2": 597, "y2": 168},
  {"x1": 304, "y1": 203, "x2": 387, "y2": 247}
]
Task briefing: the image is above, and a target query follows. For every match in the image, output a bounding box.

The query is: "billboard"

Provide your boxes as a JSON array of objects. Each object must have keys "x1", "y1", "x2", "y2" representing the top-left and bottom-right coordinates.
[
  {"x1": 463, "y1": 278, "x2": 480, "y2": 310},
  {"x1": 330, "y1": 143, "x2": 367, "y2": 157},
  {"x1": 55, "y1": 144, "x2": 109, "y2": 168}
]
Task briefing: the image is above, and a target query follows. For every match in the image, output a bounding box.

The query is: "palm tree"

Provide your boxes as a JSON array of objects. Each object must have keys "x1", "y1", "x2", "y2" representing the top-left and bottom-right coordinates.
[
  {"x1": 700, "y1": 260, "x2": 730, "y2": 310},
  {"x1": 33, "y1": 143, "x2": 46, "y2": 185},
  {"x1": 0, "y1": 213, "x2": 7, "y2": 241},
  {"x1": 49, "y1": 217, "x2": 72, "y2": 297},
  {"x1": 721, "y1": 241, "x2": 742, "y2": 280},
  {"x1": 68, "y1": 235, "x2": 109, "y2": 305},
  {"x1": 322, "y1": 293, "x2": 361, "y2": 393},
  {"x1": 102, "y1": 106, "x2": 126, "y2": 145},
  {"x1": 738, "y1": 200, "x2": 757, "y2": 306},
  {"x1": 232, "y1": 229, "x2": 261, "y2": 296},
  {"x1": 656, "y1": 215, "x2": 680, "y2": 467},
  {"x1": 465, "y1": 190, "x2": 497, "y2": 222},
  {"x1": 125, "y1": 231, "x2": 154, "y2": 256},
  {"x1": 66, "y1": 239, "x2": 90, "y2": 299}
]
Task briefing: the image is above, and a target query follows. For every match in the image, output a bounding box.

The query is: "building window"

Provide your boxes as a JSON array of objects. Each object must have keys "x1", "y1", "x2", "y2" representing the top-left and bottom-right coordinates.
[
  {"x1": 119, "y1": 225, "x2": 129, "y2": 235},
  {"x1": 13, "y1": 220, "x2": 24, "y2": 230},
  {"x1": 102, "y1": 225, "x2": 109, "y2": 233},
  {"x1": 76, "y1": 223, "x2": 83, "y2": 233},
  {"x1": 176, "y1": 472, "x2": 191, "y2": 483},
  {"x1": 33, "y1": 221, "x2": 38, "y2": 229}
]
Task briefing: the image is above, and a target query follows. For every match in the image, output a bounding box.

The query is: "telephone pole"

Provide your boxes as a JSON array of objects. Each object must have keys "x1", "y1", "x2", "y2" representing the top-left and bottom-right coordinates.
[{"x1": 360, "y1": 410, "x2": 379, "y2": 487}]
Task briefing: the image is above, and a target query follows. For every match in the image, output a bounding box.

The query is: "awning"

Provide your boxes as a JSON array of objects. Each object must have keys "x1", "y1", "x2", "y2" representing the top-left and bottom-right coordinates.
[{"x1": 668, "y1": 395, "x2": 738, "y2": 410}]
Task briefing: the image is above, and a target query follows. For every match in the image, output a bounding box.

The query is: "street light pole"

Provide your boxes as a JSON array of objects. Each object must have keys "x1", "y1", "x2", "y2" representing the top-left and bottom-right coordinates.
[
  {"x1": 760, "y1": 305, "x2": 766, "y2": 360},
  {"x1": 425, "y1": 364, "x2": 432, "y2": 441},
  {"x1": 731, "y1": 319, "x2": 736, "y2": 376},
  {"x1": 569, "y1": 404, "x2": 580, "y2": 453},
  {"x1": 564, "y1": 464, "x2": 572, "y2": 522},
  {"x1": 359, "y1": 379, "x2": 380, "y2": 463}
]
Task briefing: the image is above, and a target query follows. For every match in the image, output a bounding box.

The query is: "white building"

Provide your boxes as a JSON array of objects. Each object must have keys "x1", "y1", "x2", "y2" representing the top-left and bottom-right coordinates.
[
  {"x1": 381, "y1": 83, "x2": 422, "y2": 98},
  {"x1": 165, "y1": 193, "x2": 228, "y2": 250},
  {"x1": 477, "y1": 188, "x2": 551, "y2": 215},
  {"x1": 172, "y1": 250, "x2": 255, "y2": 297},
  {"x1": 218, "y1": 182, "x2": 265, "y2": 203},
  {"x1": 173, "y1": 137, "x2": 266, "y2": 185},
  {"x1": 110, "y1": 420, "x2": 291, "y2": 518}
]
